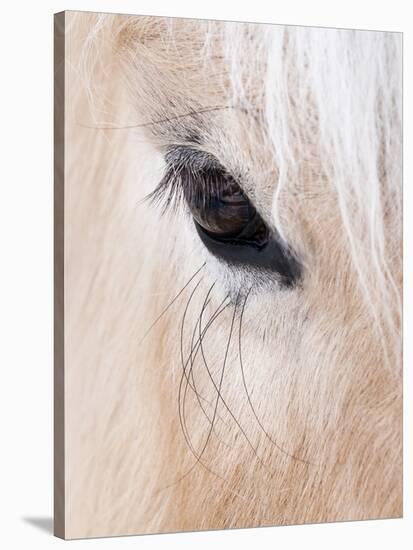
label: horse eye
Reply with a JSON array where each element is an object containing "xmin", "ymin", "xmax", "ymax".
[
  {"xmin": 151, "ymin": 146, "xmax": 301, "ymax": 286},
  {"xmin": 184, "ymin": 176, "xmax": 269, "ymax": 250}
]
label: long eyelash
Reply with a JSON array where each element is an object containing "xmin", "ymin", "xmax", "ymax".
[
  {"xmin": 143, "ymin": 147, "xmax": 235, "ymax": 214},
  {"xmin": 145, "ymin": 159, "xmax": 190, "ymax": 214}
]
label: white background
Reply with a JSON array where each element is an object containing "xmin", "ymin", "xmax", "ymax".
[{"xmin": 0, "ymin": 1, "xmax": 411, "ymax": 548}]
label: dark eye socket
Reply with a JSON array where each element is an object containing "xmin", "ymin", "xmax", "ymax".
[{"xmin": 184, "ymin": 174, "xmax": 269, "ymax": 249}]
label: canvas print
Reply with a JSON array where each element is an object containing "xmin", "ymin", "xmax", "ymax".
[{"xmin": 54, "ymin": 11, "xmax": 403, "ymax": 539}]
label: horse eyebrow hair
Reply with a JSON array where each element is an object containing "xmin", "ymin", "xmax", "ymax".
[{"xmin": 77, "ymin": 105, "xmax": 233, "ymax": 131}]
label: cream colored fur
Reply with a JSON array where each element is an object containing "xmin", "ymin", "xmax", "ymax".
[{"xmin": 63, "ymin": 12, "xmax": 402, "ymax": 538}]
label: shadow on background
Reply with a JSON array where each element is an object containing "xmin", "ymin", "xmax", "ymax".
[{"xmin": 22, "ymin": 517, "xmax": 53, "ymax": 534}]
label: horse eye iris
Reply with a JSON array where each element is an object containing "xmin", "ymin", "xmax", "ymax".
[{"xmin": 185, "ymin": 177, "xmax": 269, "ymax": 249}]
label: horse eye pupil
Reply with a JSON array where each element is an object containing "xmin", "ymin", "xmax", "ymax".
[
  {"xmin": 192, "ymin": 196, "xmax": 253, "ymax": 237},
  {"xmin": 185, "ymin": 176, "xmax": 269, "ymax": 249}
]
